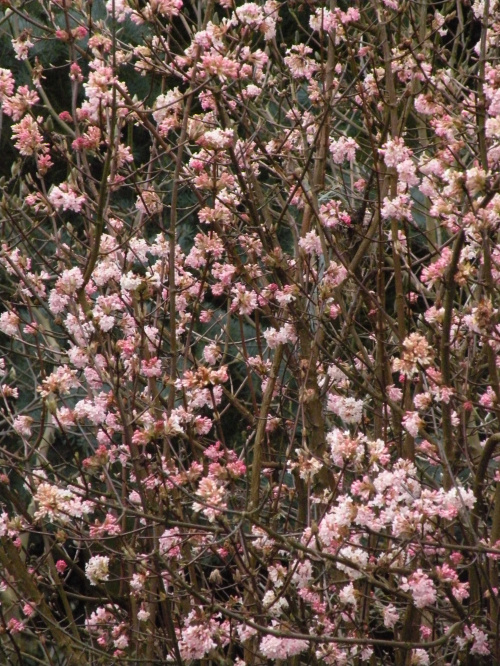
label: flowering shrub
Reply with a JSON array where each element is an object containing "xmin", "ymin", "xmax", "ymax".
[{"xmin": 0, "ymin": 0, "xmax": 499, "ymax": 664}]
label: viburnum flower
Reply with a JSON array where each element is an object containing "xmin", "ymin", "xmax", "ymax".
[
  {"xmin": 236, "ymin": 622, "xmax": 258, "ymax": 642},
  {"xmin": 203, "ymin": 342, "xmax": 221, "ymax": 365},
  {"xmin": 89, "ymin": 513, "xmax": 122, "ymax": 537},
  {"xmin": 336, "ymin": 545, "xmax": 369, "ymax": 580},
  {"xmin": 148, "ymin": 0, "xmax": 183, "ymax": 18},
  {"xmin": 318, "ymin": 496, "xmax": 356, "ymax": 546},
  {"xmin": 197, "ymin": 128, "xmax": 234, "ymax": 150},
  {"xmin": 137, "ymin": 608, "xmax": 150, "ymax": 622},
  {"xmin": 329, "ymin": 136, "xmax": 357, "ymax": 164},
  {"xmin": 383, "ymin": 604, "xmax": 399, "ymax": 629},
  {"xmin": 105, "ymin": 0, "xmax": 133, "ymax": 21},
  {"xmin": 232, "ymin": 3, "xmax": 263, "ymax": 27},
  {"xmin": 1, "ymin": 2, "xmax": 499, "ymax": 663},
  {"xmin": 392, "ymin": 333, "xmax": 433, "ymax": 377},
  {"xmin": 136, "ymin": 190, "xmax": 163, "ymax": 215},
  {"xmin": 260, "ymin": 628, "xmax": 308, "ymax": 659},
  {"xmin": 177, "ymin": 612, "xmax": 217, "ymax": 661},
  {"xmin": 462, "ymin": 624, "xmax": 490, "ymax": 656},
  {"xmin": 401, "ymin": 570, "xmax": 436, "ymax": 608},
  {"xmin": 381, "ymin": 194, "xmax": 413, "ymax": 221},
  {"xmin": 85, "ymin": 555, "xmax": 110, "ymax": 586},
  {"xmin": 327, "ymin": 429, "xmax": 363, "ymax": 466},
  {"xmin": 39, "ymin": 366, "xmax": 78, "ymax": 397},
  {"xmin": 0, "ymin": 311, "xmax": 20, "ymax": 336},
  {"xmin": 0, "ymin": 68, "xmax": 14, "ymax": 101},
  {"xmin": 56, "ymin": 267, "xmax": 84, "ymax": 295},
  {"xmin": 284, "ymin": 44, "xmax": 319, "ymax": 78},
  {"xmin": 11, "ymin": 116, "xmax": 47, "ymax": 156},
  {"xmin": 328, "ymin": 395, "xmax": 364, "ymax": 424},
  {"xmin": 6, "ymin": 618, "xmax": 24, "ymax": 635},
  {"xmin": 3, "ymin": 85, "xmax": 39, "ymax": 121},
  {"xmin": 13, "ymin": 415, "xmax": 33, "ymax": 437},
  {"xmin": 12, "ymin": 34, "xmax": 33, "ymax": 60},
  {"xmin": 380, "ymin": 137, "xmax": 412, "ymax": 168},
  {"xmin": 141, "ymin": 357, "xmax": 162, "ymax": 377},
  {"xmin": 48, "ymin": 183, "xmax": 86, "ymax": 212},
  {"xmin": 192, "ymin": 477, "xmax": 227, "ymax": 522},
  {"xmin": 113, "ymin": 633, "xmax": 129, "ymax": 650},
  {"xmin": 309, "ymin": 8, "xmax": 338, "ymax": 33},
  {"xmin": 289, "ymin": 448, "xmax": 322, "ymax": 481},
  {"xmin": 159, "ymin": 527, "xmax": 182, "ymax": 558},
  {"xmin": 410, "ymin": 649, "xmax": 430, "ymax": 666},
  {"xmin": 262, "ymin": 590, "xmax": 288, "ymax": 617},
  {"xmin": 299, "ymin": 230, "xmax": 323, "ymax": 255},
  {"xmin": 34, "ymin": 482, "xmax": 93, "ymax": 522},
  {"xmin": 263, "ymin": 323, "xmax": 297, "ymax": 349},
  {"xmin": 231, "ymin": 283, "xmax": 258, "ymax": 315},
  {"xmin": 402, "ymin": 411, "xmax": 423, "ymax": 437},
  {"xmin": 420, "ymin": 247, "xmax": 451, "ymax": 286},
  {"xmin": 292, "ymin": 560, "xmax": 313, "ymax": 588},
  {"xmin": 339, "ymin": 582, "xmax": 357, "ymax": 608},
  {"xmin": 319, "ymin": 199, "xmax": 351, "ymax": 228},
  {"xmin": 55, "ymin": 560, "xmax": 67, "ymax": 574}
]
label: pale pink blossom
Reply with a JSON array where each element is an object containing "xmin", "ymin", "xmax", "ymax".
[
  {"xmin": 463, "ymin": 624, "xmax": 490, "ymax": 656},
  {"xmin": 401, "ymin": 570, "xmax": 436, "ymax": 608},
  {"xmin": 380, "ymin": 137, "xmax": 411, "ymax": 168},
  {"xmin": 12, "ymin": 35, "xmax": 33, "ymax": 60},
  {"xmin": 141, "ymin": 357, "xmax": 162, "ymax": 377},
  {"xmin": 263, "ymin": 323, "xmax": 297, "ymax": 349},
  {"xmin": 48, "ymin": 184, "xmax": 86, "ymax": 212},
  {"xmin": 178, "ymin": 613, "xmax": 217, "ymax": 661},
  {"xmin": 136, "ymin": 190, "xmax": 163, "ymax": 215},
  {"xmin": 299, "ymin": 230, "xmax": 323, "ymax": 255},
  {"xmin": 260, "ymin": 630, "xmax": 308, "ymax": 659},
  {"xmin": 159, "ymin": 527, "xmax": 182, "ymax": 558},
  {"xmin": 411, "ymin": 649, "xmax": 430, "ymax": 666},
  {"xmin": 105, "ymin": 0, "xmax": 133, "ymax": 21},
  {"xmin": 231, "ymin": 283, "xmax": 258, "ymax": 315},
  {"xmin": 310, "ymin": 8, "xmax": 338, "ymax": 32},
  {"xmin": 13, "ymin": 415, "xmax": 33, "ymax": 437},
  {"xmin": 34, "ymin": 482, "xmax": 93, "ymax": 522},
  {"xmin": 11, "ymin": 116, "xmax": 47, "ymax": 155},
  {"xmin": 85, "ymin": 556, "xmax": 110, "ymax": 585},
  {"xmin": 329, "ymin": 136, "xmax": 357, "ymax": 164},
  {"xmin": 200, "ymin": 52, "xmax": 239, "ymax": 80},
  {"xmin": 381, "ymin": 194, "xmax": 412, "ymax": 221},
  {"xmin": 89, "ymin": 514, "xmax": 121, "ymax": 537},
  {"xmin": 197, "ymin": 128, "xmax": 234, "ymax": 150},
  {"xmin": 39, "ymin": 366, "xmax": 78, "ymax": 397},
  {"xmin": 137, "ymin": 608, "xmax": 150, "ymax": 621},
  {"xmin": 0, "ymin": 311, "xmax": 20, "ymax": 336},
  {"xmin": 148, "ymin": 0, "xmax": 183, "ymax": 18},
  {"xmin": 0, "ymin": 68, "xmax": 14, "ymax": 100},
  {"xmin": 6, "ymin": 618, "xmax": 24, "ymax": 634},
  {"xmin": 420, "ymin": 247, "xmax": 452, "ymax": 286},
  {"xmin": 3, "ymin": 85, "xmax": 39, "ymax": 121},
  {"xmin": 383, "ymin": 604, "xmax": 399, "ymax": 629},
  {"xmin": 319, "ymin": 199, "xmax": 352, "ymax": 228},
  {"xmin": 328, "ymin": 395, "xmax": 364, "ymax": 424},
  {"xmin": 192, "ymin": 477, "xmax": 227, "ymax": 521},
  {"xmin": 402, "ymin": 411, "xmax": 422, "ymax": 437},
  {"xmin": 336, "ymin": 545, "xmax": 369, "ymax": 580},
  {"xmin": 339, "ymin": 582, "xmax": 357, "ymax": 607},
  {"xmin": 56, "ymin": 267, "xmax": 84, "ymax": 295},
  {"xmin": 392, "ymin": 333, "xmax": 433, "ymax": 377},
  {"xmin": 284, "ymin": 45, "xmax": 319, "ymax": 78},
  {"xmin": 289, "ymin": 448, "xmax": 322, "ymax": 481},
  {"xmin": 292, "ymin": 560, "xmax": 313, "ymax": 588}
]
